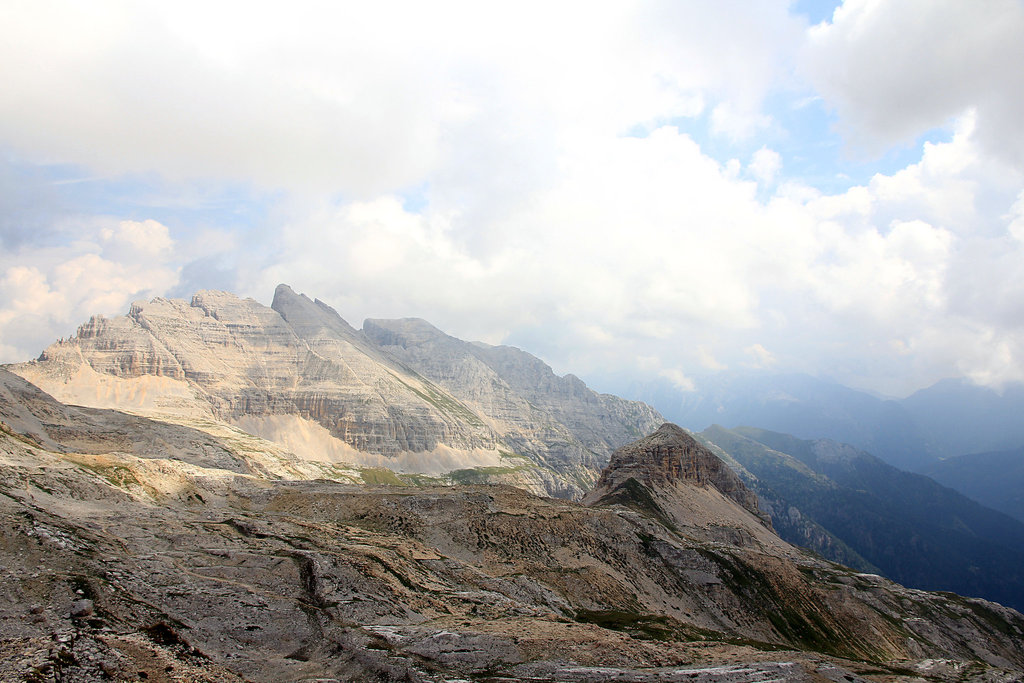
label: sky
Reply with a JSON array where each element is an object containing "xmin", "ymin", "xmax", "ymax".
[{"xmin": 2, "ymin": 0, "xmax": 1024, "ymax": 398}]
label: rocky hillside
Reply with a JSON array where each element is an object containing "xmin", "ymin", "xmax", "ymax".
[
  {"xmin": 583, "ymin": 424, "xmax": 772, "ymax": 540},
  {"xmin": 1, "ymin": 383, "xmax": 1023, "ymax": 681},
  {"xmin": 364, "ymin": 317, "xmax": 660, "ymax": 477},
  {"xmin": 9, "ymin": 285, "xmax": 662, "ymax": 498}
]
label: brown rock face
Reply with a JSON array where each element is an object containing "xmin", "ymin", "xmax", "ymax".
[{"xmin": 586, "ymin": 423, "xmax": 764, "ymax": 522}]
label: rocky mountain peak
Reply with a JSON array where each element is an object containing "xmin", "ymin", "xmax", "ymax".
[
  {"xmin": 596, "ymin": 423, "xmax": 740, "ymax": 487},
  {"xmin": 585, "ymin": 423, "xmax": 766, "ymax": 524},
  {"xmin": 75, "ymin": 314, "xmax": 109, "ymax": 340},
  {"xmin": 271, "ymin": 283, "xmax": 360, "ymax": 337}
]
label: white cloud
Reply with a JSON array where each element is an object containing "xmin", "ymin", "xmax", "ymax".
[
  {"xmin": 749, "ymin": 147, "xmax": 782, "ymax": 185},
  {"xmin": 697, "ymin": 346, "xmax": 728, "ymax": 371},
  {"xmin": 711, "ymin": 102, "xmax": 772, "ymax": 141},
  {"xmin": 744, "ymin": 344, "xmax": 777, "ymax": 368},
  {"xmin": 802, "ymin": 0, "xmax": 1024, "ymax": 167},
  {"xmin": 0, "ymin": 1, "xmax": 804, "ymax": 199},
  {"xmin": 1, "ymin": 1, "xmax": 1024, "ymax": 399},
  {"xmin": 659, "ymin": 368, "xmax": 696, "ymax": 392},
  {"xmin": 1008, "ymin": 191, "xmax": 1024, "ymax": 243},
  {"xmin": 100, "ymin": 219, "xmax": 174, "ymax": 260},
  {"xmin": 0, "ymin": 219, "xmax": 179, "ymax": 362}
]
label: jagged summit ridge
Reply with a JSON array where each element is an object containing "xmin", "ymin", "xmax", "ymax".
[{"xmin": 11, "ymin": 285, "xmax": 663, "ymax": 497}]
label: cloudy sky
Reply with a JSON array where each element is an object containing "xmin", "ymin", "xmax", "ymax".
[{"xmin": 2, "ymin": 0, "xmax": 1023, "ymax": 398}]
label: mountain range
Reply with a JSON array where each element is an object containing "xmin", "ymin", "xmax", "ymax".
[
  {"xmin": 1, "ymin": 374, "xmax": 1023, "ymax": 680},
  {"xmin": 4, "ymin": 285, "xmax": 1024, "ymax": 679},
  {"xmin": 623, "ymin": 371, "xmax": 1024, "ymax": 480},
  {"xmin": 699, "ymin": 425, "xmax": 1024, "ymax": 612},
  {"xmin": 625, "ymin": 372, "xmax": 1024, "ymax": 534},
  {"xmin": 11, "ymin": 284, "xmax": 661, "ymax": 499}
]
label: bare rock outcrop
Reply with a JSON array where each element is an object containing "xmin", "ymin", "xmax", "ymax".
[{"xmin": 584, "ymin": 424, "xmax": 772, "ymax": 543}]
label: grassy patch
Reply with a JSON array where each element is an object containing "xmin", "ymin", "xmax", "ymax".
[
  {"xmin": 573, "ymin": 609, "xmax": 785, "ymax": 650},
  {"xmin": 448, "ymin": 464, "xmax": 532, "ymax": 485},
  {"xmin": 396, "ymin": 472, "xmax": 445, "ymax": 486},
  {"xmin": 387, "ymin": 372, "xmax": 486, "ymax": 427},
  {"xmin": 574, "ymin": 609, "xmax": 678, "ymax": 641},
  {"xmin": 66, "ymin": 455, "xmax": 160, "ymax": 497},
  {"xmin": 351, "ymin": 466, "xmax": 442, "ymax": 487},
  {"xmin": 359, "ymin": 468, "xmax": 409, "ymax": 486}
]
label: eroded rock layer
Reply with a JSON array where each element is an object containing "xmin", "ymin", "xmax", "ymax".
[
  {"xmin": 585, "ymin": 423, "xmax": 769, "ymax": 531},
  {"xmin": 11, "ymin": 285, "xmax": 663, "ymax": 496}
]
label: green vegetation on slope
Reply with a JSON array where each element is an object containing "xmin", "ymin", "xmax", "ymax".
[
  {"xmin": 925, "ymin": 447, "xmax": 1024, "ymax": 524},
  {"xmin": 703, "ymin": 425, "xmax": 1024, "ymax": 612}
]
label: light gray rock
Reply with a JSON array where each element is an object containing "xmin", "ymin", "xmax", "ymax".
[{"xmin": 11, "ymin": 285, "xmax": 663, "ymax": 497}]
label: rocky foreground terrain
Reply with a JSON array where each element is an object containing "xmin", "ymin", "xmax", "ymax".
[
  {"xmin": 11, "ymin": 285, "xmax": 661, "ymax": 499},
  {"xmin": 2, "ymin": 370, "xmax": 1023, "ymax": 682}
]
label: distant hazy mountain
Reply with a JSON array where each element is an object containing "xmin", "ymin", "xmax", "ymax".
[
  {"xmin": 626, "ymin": 372, "xmax": 1024, "ymax": 471},
  {"xmin": 628, "ymin": 373, "xmax": 933, "ymax": 470},
  {"xmin": 9, "ymin": 285, "xmax": 662, "ymax": 498},
  {"xmin": 926, "ymin": 446, "xmax": 1024, "ymax": 524},
  {"xmin": 901, "ymin": 379, "xmax": 1024, "ymax": 458},
  {"xmin": 693, "ymin": 429, "xmax": 879, "ymax": 574},
  {"xmin": 701, "ymin": 425, "xmax": 1024, "ymax": 611}
]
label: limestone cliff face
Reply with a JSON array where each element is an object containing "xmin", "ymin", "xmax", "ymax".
[
  {"xmin": 363, "ymin": 317, "xmax": 662, "ymax": 482},
  {"xmin": 12, "ymin": 285, "xmax": 662, "ymax": 496},
  {"xmin": 27, "ymin": 287, "xmax": 495, "ymax": 457}
]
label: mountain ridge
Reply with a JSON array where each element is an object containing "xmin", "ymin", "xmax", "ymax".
[
  {"xmin": 623, "ymin": 371, "xmax": 1024, "ymax": 471},
  {"xmin": 701, "ymin": 424, "xmax": 1024, "ymax": 611},
  {"xmin": 9, "ymin": 285, "xmax": 662, "ymax": 498}
]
